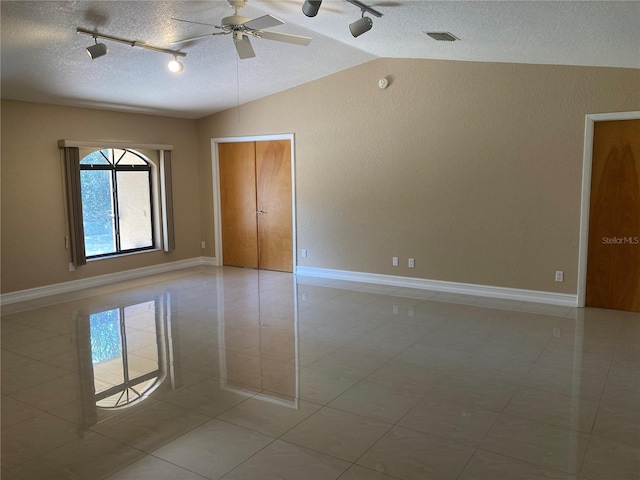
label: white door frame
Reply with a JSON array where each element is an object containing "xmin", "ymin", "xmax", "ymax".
[
  {"xmin": 577, "ymin": 111, "xmax": 640, "ymax": 307},
  {"xmin": 211, "ymin": 134, "xmax": 297, "ymax": 273}
]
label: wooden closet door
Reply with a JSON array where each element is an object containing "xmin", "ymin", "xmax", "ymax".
[
  {"xmin": 586, "ymin": 119, "xmax": 640, "ymax": 312},
  {"xmin": 219, "ymin": 142, "xmax": 258, "ymax": 268},
  {"xmin": 256, "ymin": 140, "xmax": 293, "ymax": 272}
]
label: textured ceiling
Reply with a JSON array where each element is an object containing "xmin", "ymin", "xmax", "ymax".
[{"xmin": 1, "ymin": 1, "xmax": 639, "ymax": 119}]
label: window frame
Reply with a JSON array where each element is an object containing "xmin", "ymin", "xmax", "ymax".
[
  {"xmin": 60, "ymin": 140, "xmax": 175, "ymax": 267},
  {"xmin": 80, "ymin": 148, "xmax": 156, "ymax": 259}
]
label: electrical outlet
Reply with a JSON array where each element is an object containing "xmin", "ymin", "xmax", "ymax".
[
  {"xmin": 201, "ymin": 241, "xmax": 205, "ymax": 249},
  {"xmin": 408, "ymin": 258, "xmax": 415, "ymax": 268},
  {"xmin": 301, "ymin": 249, "xmax": 307, "ymax": 258},
  {"xmin": 392, "ymin": 256, "xmax": 399, "ymax": 267},
  {"xmin": 69, "ymin": 262, "xmax": 75, "ymax": 272},
  {"xmin": 555, "ymin": 270, "xmax": 564, "ymax": 282}
]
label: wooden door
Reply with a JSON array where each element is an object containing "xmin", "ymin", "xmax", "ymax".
[
  {"xmin": 586, "ymin": 119, "xmax": 640, "ymax": 311},
  {"xmin": 256, "ymin": 140, "xmax": 293, "ymax": 272},
  {"xmin": 219, "ymin": 142, "xmax": 258, "ymax": 268},
  {"xmin": 218, "ymin": 140, "xmax": 293, "ymax": 273}
]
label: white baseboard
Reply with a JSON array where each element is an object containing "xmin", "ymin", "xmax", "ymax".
[
  {"xmin": 0, "ymin": 257, "xmax": 217, "ymax": 306},
  {"xmin": 1, "ymin": 261, "xmax": 577, "ymax": 308},
  {"xmin": 296, "ymin": 267, "xmax": 578, "ymax": 307}
]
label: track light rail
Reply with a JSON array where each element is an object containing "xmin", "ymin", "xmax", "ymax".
[
  {"xmin": 76, "ymin": 28, "xmax": 186, "ymax": 57},
  {"xmin": 345, "ymin": 0, "xmax": 383, "ymax": 18}
]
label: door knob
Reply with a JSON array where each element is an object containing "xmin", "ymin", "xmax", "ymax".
[{"xmin": 257, "ymin": 210, "xmax": 267, "ymax": 215}]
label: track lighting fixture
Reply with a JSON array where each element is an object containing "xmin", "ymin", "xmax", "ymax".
[
  {"xmin": 349, "ymin": 15, "xmax": 373, "ymax": 37},
  {"xmin": 302, "ymin": 0, "xmax": 322, "ymax": 17},
  {"xmin": 167, "ymin": 56, "xmax": 184, "ymax": 73},
  {"xmin": 303, "ymin": 0, "xmax": 382, "ymax": 37},
  {"xmin": 86, "ymin": 37, "xmax": 108, "ymax": 59},
  {"xmin": 77, "ymin": 28, "xmax": 186, "ymax": 73},
  {"xmin": 346, "ymin": 0, "xmax": 382, "ymax": 37}
]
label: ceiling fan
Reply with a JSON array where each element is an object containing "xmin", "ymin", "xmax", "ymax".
[{"xmin": 171, "ymin": 0, "xmax": 312, "ymax": 59}]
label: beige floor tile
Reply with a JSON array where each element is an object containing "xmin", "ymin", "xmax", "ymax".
[
  {"xmin": 2, "ymin": 327, "xmax": 57, "ymax": 351},
  {"xmin": 0, "ymin": 469, "xmax": 22, "ymax": 480},
  {"xmin": 285, "ymin": 367, "xmax": 362, "ymax": 405},
  {"xmin": 459, "ymin": 449, "xmax": 579, "ymax": 479},
  {"xmin": 1, "ymin": 361, "xmax": 69, "ymax": 395},
  {"xmin": 220, "ymin": 439, "xmax": 350, "ymax": 480},
  {"xmin": 592, "ymin": 404, "xmax": 640, "ymax": 447},
  {"xmin": 337, "ymin": 465, "xmax": 400, "ymax": 480},
  {"xmin": 153, "ymin": 418, "xmax": 274, "ymax": 479},
  {"xmin": 161, "ymin": 376, "xmax": 251, "ymax": 417},
  {"xmin": 580, "ymin": 435, "xmax": 640, "ymax": 480},
  {"xmin": 328, "ymin": 380, "xmax": 423, "ymax": 424},
  {"xmin": 1, "ymin": 395, "xmax": 44, "ymax": 429},
  {"xmin": 282, "ymin": 407, "xmax": 391, "ymax": 462},
  {"xmin": 398, "ymin": 395, "xmax": 499, "ymax": 447},
  {"xmin": 1, "ymin": 412, "xmax": 79, "ymax": 469},
  {"xmin": 1, "ymin": 350, "xmax": 35, "ymax": 371},
  {"xmin": 430, "ymin": 375, "xmax": 518, "ymax": 412},
  {"xmin": 9, "ymin": 372, "xmax": 82, "ymax": 411},
  {"xmin": 361, "ymin": 360, "xmax": 442, "ymax": 395},
  {"xmin": 6, "ymin": 334, "xmax": 75, "ymax": 361},
  {"xmin": 95, "ymin": 400, "xmax": 211, "ymax": 453},
  {"xmin": 599, "ymin": 374, "xmax": 640, "ymax": 412},
  {"xmin": 357, "ymin": 426, "xmax": 476, "ymax": 480},
  {"xmin": 104, "ymin": 455, "xmax": 210, "ymax": 479},
  {"xmin": 504, "ymin": 386, "xmax": 599, "ymax": 433},
  {"xmin": 10, "ymin": 431, "xmax": 145, "ymax": 480},
  {"xmin": 218, "ymin": 396, "xmax": 321, "ymax": 437},
  {"xmin": 481, "ymin": 415, "xmax": 590, "ymax": 474}
]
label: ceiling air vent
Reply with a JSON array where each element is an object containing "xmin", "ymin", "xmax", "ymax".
[{"xmin": 424, "ymin": 32, "xmax": 459, "ymax": 42}]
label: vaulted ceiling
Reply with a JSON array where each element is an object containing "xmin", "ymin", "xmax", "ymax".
[{"xmin": 2, "ymin": 1, "xmax": 639, "ymax": 119}]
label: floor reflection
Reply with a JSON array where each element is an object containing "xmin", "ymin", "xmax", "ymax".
[
  {"xmin": 218, "ymin": 270, "xmax": 298, "ymax": 406},
  {"xmin": 1, "ymin": 266, "xmax": 638, "ymax": 480}
]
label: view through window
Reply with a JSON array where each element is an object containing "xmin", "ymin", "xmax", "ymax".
[{"xmin": 80, "ymin": 148, "xmax": 154, "ymax": 258}]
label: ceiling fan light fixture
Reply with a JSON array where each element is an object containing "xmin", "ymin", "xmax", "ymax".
[
  {"xmin": 349, "ymin": 15, "xmax": 373, "ymax": 37},
  {"xmin": 86, "ymin": 39, "xmax": 108, "ymax": 59},
  {"xmin": 167, "ymin": 56, "xmax": 184, "ymax": 73},
  {"xmin": 302, "ymin": 0, "xmax": 322, "ymax": 17}
]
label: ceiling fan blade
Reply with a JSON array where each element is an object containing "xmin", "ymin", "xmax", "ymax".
[
  {"xmin": 171, "ymin": 17, "xmax": 221, "ymax": 28},
  {"xmin": 242, "ymin": 14, "xmax": 284, "ymax": 30},
  {"xmin": 170, "ymin": 32, "xmax": 226, "ymax": 45},
  {"xmin": 234, "ymin": 35, "xmax": 255, "ymax": 59},
  {"xmin": 257, "ymin": 30, "xmax": 312, "ymax": 46}
]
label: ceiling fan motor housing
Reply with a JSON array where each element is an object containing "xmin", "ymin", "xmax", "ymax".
[{"xmin": 222, "ymin": 15, "xmax": 250, "ymax": 27}]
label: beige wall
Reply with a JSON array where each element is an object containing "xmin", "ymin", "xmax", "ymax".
[
  {"xmin": 3, "ymin": 59, "xmax": 638, "ymax": 296},
  {"xmin": 197, "ymin": 58, "xmax": 640, "ymax": 294},
  {"xmin": 1, "ymin": 100, "xmax": 201, "ymax": 293}
]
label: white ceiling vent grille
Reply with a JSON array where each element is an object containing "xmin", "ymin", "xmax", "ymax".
[{"xmin": 424, "ymin": 32, "xmax": 459, "ymax": 42}]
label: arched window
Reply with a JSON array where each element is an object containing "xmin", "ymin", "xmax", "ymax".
[{"xmin": 80, "ymin": 149, "xmax": 154, "ymax": 258}]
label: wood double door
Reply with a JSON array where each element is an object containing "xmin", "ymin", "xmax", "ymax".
[
  {"xmin": 586, "ymin": 119, "xmax": 640, "ymax": 312},
  {"xmin": 219, "ymin": 140, "xmax": 293, "ymax": 273}
]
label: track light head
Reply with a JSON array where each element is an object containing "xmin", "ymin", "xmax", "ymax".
[
  {"xmin": 302, "ymin": 0, "xmax": 322, "ymax": 17},
  {"xmin": 168, "ymin": 56, "xmax": 184, "ymax": 73},
  {"xmin": 86, "ymin": 39, "xmax": 107, "ymax": 59},
  {"xmin": 349, "ymin": 15, "xmax": 373, "ymax": 37}
]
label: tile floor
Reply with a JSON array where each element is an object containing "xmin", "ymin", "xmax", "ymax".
[{"xmin": 1, "ymin": 266, "xmax": 639, "ymax": 479}]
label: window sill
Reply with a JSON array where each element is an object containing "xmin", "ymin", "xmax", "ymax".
[{"xmin": 87, "ymin": 248, "xmax": 162, "ymax": 263}]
